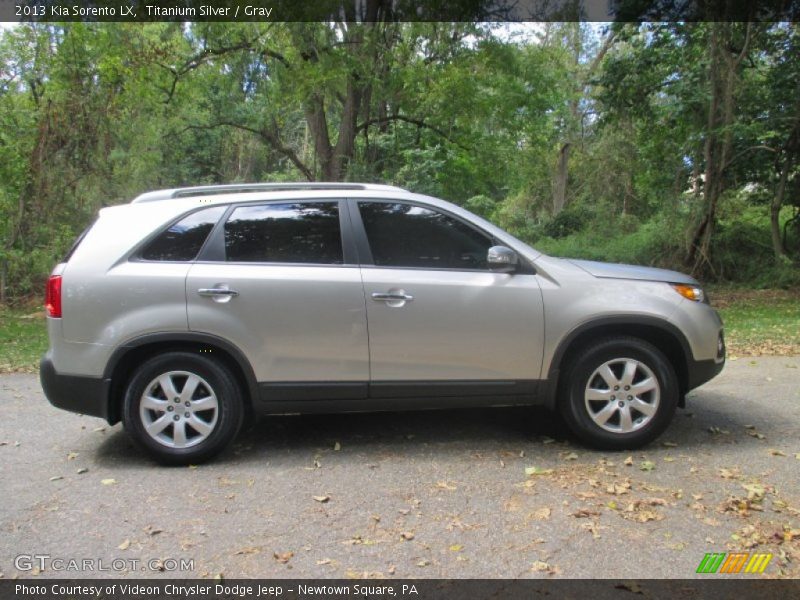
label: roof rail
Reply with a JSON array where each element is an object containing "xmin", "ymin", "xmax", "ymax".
[{"xmin": 131, "ymin": 182, "xmax": 407, "ymax": 204}]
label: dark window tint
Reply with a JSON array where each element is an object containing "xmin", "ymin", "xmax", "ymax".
[
  {"xmin": 359, "ymin": 202, "xmax": 492, "ymax": 270},
  {"xmin": 224, "ymin": 202, "xmax": 343, "ymax": 264},
  {"xmin": 140, "ymin": 206, "xmax": 225, "ymax": 261}
]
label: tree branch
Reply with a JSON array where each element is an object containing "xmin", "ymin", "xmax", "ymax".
[
  {"xmin": 176, "ymin": 121, "xmax": 314, "ymax": 181},
  {"xmin": 356, "ymin": 114, "xmax": 469, "ymax": 150}
]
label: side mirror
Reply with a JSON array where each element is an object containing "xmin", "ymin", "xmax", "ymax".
[{"xmin": 487, "ymin": 245, "xmax": 518, "ymax": 273}]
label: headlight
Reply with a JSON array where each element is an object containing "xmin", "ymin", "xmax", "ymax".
[{"xmin": 670, "ymin": 283, "xmax": 706, "ymax": 303}]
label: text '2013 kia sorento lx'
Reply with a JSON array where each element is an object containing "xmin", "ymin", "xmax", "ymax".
[{"xmin": 40, "ymin": 183, "xmax": 725, "ymax": 464}]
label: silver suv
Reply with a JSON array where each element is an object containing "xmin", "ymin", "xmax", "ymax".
[{"xmin": 40, "ymin": 183, "xmax": 725, "ymax": 464}]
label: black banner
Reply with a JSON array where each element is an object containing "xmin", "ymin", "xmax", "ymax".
[
  {"xmin": 1, "ymin": 0, "xmax": 799, "ymax": 23},
  {"xmin": 2, "ymin": 580, "xmax": 800, "ymax": 600}
]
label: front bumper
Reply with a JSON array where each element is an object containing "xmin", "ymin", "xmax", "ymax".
[
  {"xmin": 40, "ymin": 353, "xmax": 112, "ymax": 422},
  {"xmin": 686, "ymin": 357, "xmax": 725, "ymax": 390}
]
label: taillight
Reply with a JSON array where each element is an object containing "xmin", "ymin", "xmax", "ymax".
[{"xmin": 45, "ymin": 275, "xmax": 62, "ymax": 318}]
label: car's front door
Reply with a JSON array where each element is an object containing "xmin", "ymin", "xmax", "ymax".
[
  {"xmin": 352, "ymin": 200, "xmax": 545, "ymax": 397},
  {"xmin": 186, "ymin": 200, "xmax": 369, "ymax": 400}
]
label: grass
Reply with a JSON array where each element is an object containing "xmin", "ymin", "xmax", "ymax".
[
  {"xmin": 709, "ymin": 287, "xmax": 800, "ymax": 357},
  {"xmin": 0, "ymin": 305, "xmax": 47, "ymax": 373},
  {"xmin": 0, "ymin": 287, "xmax": 798, "ymax": 374}
]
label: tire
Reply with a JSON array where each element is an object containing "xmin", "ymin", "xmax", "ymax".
[
  {"xmin": 558, "ymin": 337, "xmax": 679, "ymax": 450},
  {"xmin": 122, "ymin": 352, "xmax": 244, "ymax": 465}
]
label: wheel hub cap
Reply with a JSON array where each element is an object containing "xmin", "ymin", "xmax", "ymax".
[
  {"xmin": 584, "ymin": 358, "xmax": 660, "ymax": 434},
  {"xmin": 139, "ymin": 371, "xmax": 219, "ymax": 448}
]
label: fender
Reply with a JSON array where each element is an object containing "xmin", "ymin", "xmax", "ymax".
[
  {"xmin": 104, "ymin": 331, "xmax": 260, "ymax": 409},
  {"xmin": 544, "ymin": 314, "xmax": 694, "ymax": 409}
]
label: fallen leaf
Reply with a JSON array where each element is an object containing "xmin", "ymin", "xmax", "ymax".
[
  {"xmin": 562, "ymin": 452, "xmax": 579, "ymax": 461},
  {"xmin": 719, "ymin": 467, "xmax": 740, "ymax": 480},
  {"xmin": 436, "ymin": 481, "xmax": 457, "ymax": 490},
  {"xmin": 530, "ymin": 507, "xmax": 551, "ymax": 520},
  {"xmin": 541, "ymin": 437, "xmax": 556, "ymax": 444},
  {"xmin": 101, "ymin": 478, "xmax": 116, "ymax": 485},
  {"xmin": 143, "ymin": 525, "xmax": 163, "ymax": 536},
  {"xmin": 234, "ymin": 547, "xmax": 261, "ymax": 555},
  {"xmin": 400, "ymin": 532, "xmax": 415, "ymax": 541},
  {"xmin": 316, "ymin": 558, "xmax": 332, "ymax": 565},
  {"xmin": 572, "ymin": 509, "xmax": 600, "ymax": 518},
  {"xmin": 531, "ymin": 560, "xmax": 551, "ymax": 572},
  {"xmin": 748, "ymin": 431, "xmax": 766, "ymax": 439},
  {"xmin": 416, "ymin": 559, "xmax": 430, "ymax": 567},
  {"xmin": 334, "ymin": 442, "xmax": 341, "ymax": 451},
  {"xmin": 313, "ymin": 495, "xmax": 330, "ymax": 503},
  {"xmin": 768, "ymin": 449, "xmax": 786, "ymax": 457},
  {"xmin": 449, "ymin": 544, "xmax": 463, "ymax": 552},
  {"xmin": 640, "ymin": 461, "xmax": 656, "ymax": 472},
  {"xmin": 742, "ymin": 483, "xmax": 766, "ymax": 502},
  {"xmin": 118, "ymin": 539, "xmax": 131, "ymax": 550},
  {"xmin": 662, "ymin": 442, "xmax": 678, "ymax": 448},
  {"xmin": 66, "ymin": 452, "xmax": 78, "ymax": 460},
  {"xmin": 624, "ymin": 456, "xmax": 633, "ymax": 466},
  {"xmin": 49, "ymin": 475, "xmax": 63, "ymax": 482},
  {"xmin": 273, "ymin": 551, "xmax": 293, "ymax": 564},
  {"xmin": 525, "ymin": 466, "xmax": 554, "ymax": 476},
  {"xmin": 606, "ymin": 481, "xmax": 631, "ymax": 495},
  {"xmin": 76, "ymin": 468, "xmax": 88, "ymax": 475}
]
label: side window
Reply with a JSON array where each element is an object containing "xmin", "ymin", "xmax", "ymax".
[
  {"xmin": 358, "ymin": 202, "xmax": 492, "ymax": 270},
  {"xmin": 140, "ymin": 206, "xmax": 225, "ymax": 261},
  {"xmin": 224, "ymin": 202, "xmax": 343, "ymax": 264}
]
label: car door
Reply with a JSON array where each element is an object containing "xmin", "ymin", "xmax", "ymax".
[
  {"xmin": 352, "ymin": 199, "xmax": 545, "ymax": 397},
  {"xmin": 186, "ymin": 199, "xmax": 369, "ymax": 400}
]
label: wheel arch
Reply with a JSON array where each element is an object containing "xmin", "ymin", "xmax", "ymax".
[
  {"xmin": 544, "ymin": 316, "xmax": 693, "ymax": 410},
  {"xmin": 103, "ymin": 332, "xmax": 258, "ymax": 425}
]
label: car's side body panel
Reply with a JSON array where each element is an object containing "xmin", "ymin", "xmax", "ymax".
[{"xmin": 40, "ymin": 184, "xmax": 725, "ymax": 447}]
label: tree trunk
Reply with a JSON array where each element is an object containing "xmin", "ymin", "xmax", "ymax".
[
  {"xmin": 552, "ymin": 142, "xmax": 570, "ymax": 214},
  {"xmin": 770, "ymin": 160, "xmax": 791, "ymax": 261},
  {"xmin": 686, "ymin": 22, "xmax": 751, "ymax": 276}
]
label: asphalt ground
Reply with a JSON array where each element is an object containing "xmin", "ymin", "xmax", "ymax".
[{"xmin": 0, "ymin": 356, "xmax": 798, "ymax": 580}]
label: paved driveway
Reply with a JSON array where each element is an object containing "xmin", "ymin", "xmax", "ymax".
[{"xmin": 1, "ymin": 357, "xmax": 798, "ymax": 579}]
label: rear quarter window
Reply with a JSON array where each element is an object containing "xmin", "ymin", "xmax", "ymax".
[{"xmin": 140, "ymin": 206, "xmax": 226, "ymax": 261}]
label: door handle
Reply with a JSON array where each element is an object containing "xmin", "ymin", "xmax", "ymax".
[
  {"xmin": 198, "ymin": 286, "xmax": 239, "ymax": 299},
  {"xmin": 198, "ymin": 288, "xmax": 239, "ymax": 297},
  {"xmin": 371, "ymin": 292, "xmax": 414, "ymax": 302}
]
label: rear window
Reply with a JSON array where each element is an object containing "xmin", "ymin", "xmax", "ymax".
[{"xmin": 140, "ymin": 206, "xmax": 226, "ymax": 261}]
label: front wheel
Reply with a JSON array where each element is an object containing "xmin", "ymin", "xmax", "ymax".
[
  {"xmin": 122, "ymin": 352, "xmax": 244, "ymax": 465},
  {"xmin": 559, "ymin": 337, "xmax": 679, "ymax": 450}
]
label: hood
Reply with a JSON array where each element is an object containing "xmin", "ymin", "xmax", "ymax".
[{"xmin": 568, "ymin": 259, "xmax": 698, "ymax": 285}]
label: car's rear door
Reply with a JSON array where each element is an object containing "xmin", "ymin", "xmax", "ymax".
[
  {"xmin": 352, "ymin": 199, "xmax": 545, "ymax": 398},
  {"xmin": 186, "ymin": 199, "xmax": 369, "ymax": 400}
]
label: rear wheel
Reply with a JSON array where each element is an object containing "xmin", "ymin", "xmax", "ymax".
[
  {"xmin": 559, "ymin": 337, "xmax": 678, "ymax": 450},
  {"xmin": 122, "ymin": 352, "xmax": 244, "ymax": 465}
]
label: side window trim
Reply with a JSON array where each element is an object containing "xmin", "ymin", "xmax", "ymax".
[
  {"xmin": 345, "ymin": 197, "xmax": 374, "ymax": 265},
  {"xmin": 197, "ymin": 198, "xmax": 354, "ymax": 266}
]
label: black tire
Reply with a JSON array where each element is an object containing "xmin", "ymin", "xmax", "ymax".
[
  {"xmin": 122, "ymin": 352, "xmax": 244, "ymax": 465},
  {"xmin": 558, "ymin": 337, "xmax": 679, "ymax": 450}
]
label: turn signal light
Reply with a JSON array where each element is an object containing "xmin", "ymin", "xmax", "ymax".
[{"xmin": 670, "ymin": 283, "xmax": 705, "ymax": 303}]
